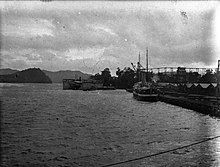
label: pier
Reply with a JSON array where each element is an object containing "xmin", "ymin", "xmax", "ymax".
[
  {"xmin": 132, "ymin": 59, "xmax": 220, "ymax": 118},
  {"xmin": 63, "ymin": 79, "xmax": 115, "ymax": 91},
  {"xmin": 157, "ymin": 60, "xmax": 220, "ymax": 118},
  {"xmin": 159, "ymin": 93, "xmax": 219, "ymax": 118}
]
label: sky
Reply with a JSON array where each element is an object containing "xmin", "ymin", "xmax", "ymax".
[{"xmin": 1, "ymin": 1, "xmax": 220, "ymax": 75}]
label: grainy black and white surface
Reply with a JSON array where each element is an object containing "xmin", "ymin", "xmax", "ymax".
[
  {"xmin": 1, "ymin": 1, "xmax": 220, "ymax": 166},
  {"xmin": 1, "ymin": 83, "xmax": 220, "ymax": 167}
]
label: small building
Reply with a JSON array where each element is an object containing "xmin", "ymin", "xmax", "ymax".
[
  {"xmin": 194, "ymin": 84, "xmax": 203, "ymax": 95},
  {"xmin": 206, "ymin": 84, "xmax": 216, "ymax": 96},
  {"xmin": 188, "ymin": 83, "xmax": 196, "ymax": 94}
]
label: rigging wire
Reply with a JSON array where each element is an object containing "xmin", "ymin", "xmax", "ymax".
[
  {"xmin": 100, "ymin": 135, "xmax": 220, "ymax": 167},
  {"xmin": 92, "ymin": 54, "xmax": 105, "ymax": 74},
  {"xmin": 82, "ymin": 57, "xmax": 89, "ymax": 69}
]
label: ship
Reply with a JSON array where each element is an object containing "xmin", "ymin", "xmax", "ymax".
[
  {"xmin": 132, "ymin": 48, "xmax": 159, "ymax": 102},
  {"xmin": 133, "ymin": 82, "xmax": 159, "ymax": 102}
]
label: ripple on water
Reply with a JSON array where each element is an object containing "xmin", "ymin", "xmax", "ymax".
[{"xmin": 1, "ymin": 83, "xmax": 220, "ymax": 167}]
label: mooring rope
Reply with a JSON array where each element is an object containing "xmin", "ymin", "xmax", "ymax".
[{"xmin": 100, "ymin": 135, "xmax": 220, "ymax": 167}]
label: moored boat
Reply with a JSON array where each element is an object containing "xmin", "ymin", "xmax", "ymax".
[
  {"xmin": 133, "ymin": 82, "xmax": 159, "ymax": 102},
  {"xmin": 132, "ymin": 48, "xmax": 159, "ymax": 102}
]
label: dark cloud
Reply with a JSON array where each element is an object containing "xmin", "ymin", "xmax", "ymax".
[{"xmin": 1, "ymin": 1, "xmax": 219, "ymax": 72}]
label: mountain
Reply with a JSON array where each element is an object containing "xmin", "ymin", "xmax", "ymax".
[
  {"xmin": 43, "ymin": 70, "xmax": 91, "ymax": 83},
  {"xmin": 0, "ymin": 68, "xmax": 19, "ymax": 75},
  {"xmin": 0, "ymin": 68, "xmax": 91, "ymax": 83},
  {"xmin": 0, "ymin": 68, "xmax": 52, "ymax": 83}
]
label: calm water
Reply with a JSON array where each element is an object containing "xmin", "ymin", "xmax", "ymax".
[{"xmin": 1, "ymin": 83, "xmax": 220, "ymax": 167}]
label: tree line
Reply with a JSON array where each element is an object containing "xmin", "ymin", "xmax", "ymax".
[{"xmin": 89, "ymin": 67, "xmax": 219, "ymax": 89}]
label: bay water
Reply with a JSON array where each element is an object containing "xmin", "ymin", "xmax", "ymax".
[{"xmin": 1, "ymin": 83, "xmax": 220, "ymax": 167}]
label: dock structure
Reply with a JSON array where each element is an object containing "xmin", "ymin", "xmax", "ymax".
[
  {"xmin": 63, "ymin": 79, "xmax": 82, "ymax": 90},
  {"xmin": 155, "ymin": 82, "xmax": 219, "ymax": 118},
  {"xmin": 63, "ymin": 79, "xmax": 115, "ymax": 91},
  {"xmin": 156, "ymin": 60, "xmax": 220, "ymax": 118},
  {"xmin": 159, "ymin": 93, "xmax": 220, "ymax": 118},
  {"xmin": 148, "ymin": 67, "xmax": 218, "ymax": 75}
]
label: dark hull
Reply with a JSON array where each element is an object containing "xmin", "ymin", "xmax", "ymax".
[
  {"xmin": 133, "ymin": 91, "xmax": 159, "ymax": 102},
  {"xmin": 126, "ymin": 88, "xmax": 133, "ymax": 93}
]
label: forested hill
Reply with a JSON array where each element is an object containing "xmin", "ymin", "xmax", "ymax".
[
  {"xmin": 0, "ymin": 68, "xmax": 19, "ymax": 75},
  {"xmin": 0, "ymin": 68, "xmax": 52, "ymax": 83},
  {"xmin": 0, "ymin": 68, "xmax": 91, "ymax": 83}
]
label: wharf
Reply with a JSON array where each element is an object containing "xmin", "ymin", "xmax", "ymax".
[{"xmin": 158, "ymin": 93, "xmax": 220, "ymax": 118}]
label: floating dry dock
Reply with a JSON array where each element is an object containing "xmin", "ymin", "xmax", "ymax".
[
  {"xmin": 158, "ymin": 93, "xmax": 220, "ymax": 118},
  {"xmin": 63, "ymin": 79, "xmax": 115, "ymax": 91}
]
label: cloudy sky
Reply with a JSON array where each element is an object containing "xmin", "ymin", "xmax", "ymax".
[{"xmin": 1, "ymin": 1, "xmax": 220, "ymax": 74}]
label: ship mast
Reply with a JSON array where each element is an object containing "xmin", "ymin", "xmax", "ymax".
[
  {"xmin": 138, "ymin": 52, "xmax": 141, "ymax": 82},
  {"xmin": 139, "ymin": 52, "xmax": 140, "ymax": 67},
  {"xmin": 146, "ymin": 48, "xmax": 148, "ymax": 74},
  {"xmin": 146, "ymin": 48, "xmax": 149, "ymax": 82}
]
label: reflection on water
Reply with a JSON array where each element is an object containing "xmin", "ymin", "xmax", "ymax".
[{"xmin": 1, "ymin": 83, "xmax": 220, "ymax": 167}]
